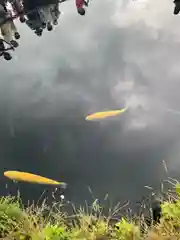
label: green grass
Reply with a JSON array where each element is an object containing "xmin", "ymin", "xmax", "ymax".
[{"xmin": 1, "ymin": 181, "xmax": 180, "ymax": 240}]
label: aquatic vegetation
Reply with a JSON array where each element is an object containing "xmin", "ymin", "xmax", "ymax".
[
  {"xmin": 114, "ymin": 218, "xmax": 141, "ymax": 240},
  {"xmin": 43, "ymin": 224, "xmax": 70, "ymax": 240},
  {"xmin": 1, "ymin": 182, "xmax": 180, "ymax": 239}
]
